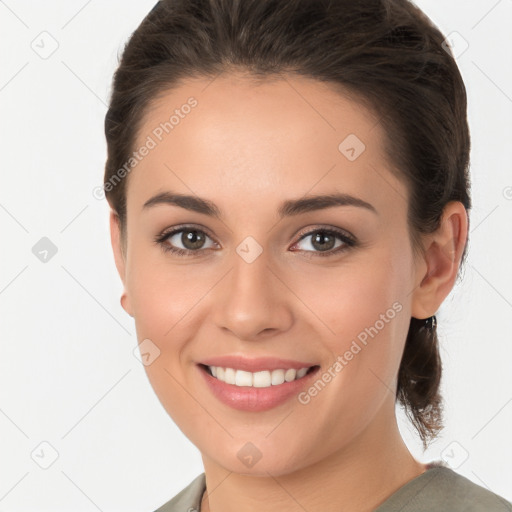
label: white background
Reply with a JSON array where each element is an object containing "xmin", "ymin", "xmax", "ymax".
[{"xmin": 0, "ymin": 1, "xmax": 511, "ymax": 510}]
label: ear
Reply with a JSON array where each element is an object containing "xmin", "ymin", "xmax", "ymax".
[
  {"xmin": 109, "ymin": 210, "xmax": 133, "ymax": 317},
  {"xmin": 411, "ymin": 201, "xmax": 468, "ymax": 319}
]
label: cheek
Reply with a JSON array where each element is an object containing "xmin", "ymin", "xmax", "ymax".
[
  {"xmin": 299, "ymin": 253, "xmax": 408, "ymax": 347},
  {"xmin": 125, "ymin": 252, "xmax": 207, "ymax": 429},
  {"xmin": 125, "ymin": 245, "xmax": 217, "ymax": 394},
  {"xmin": 292, "ymin": 267, "xmax": 410, "ymax": 443},
  {"xmin": 126, "ymin": 238, "xmax": 211, "ymax": 336},
  {"xmin": 297, "ymin": 244, "xmax": 412, "ymax": 398}
]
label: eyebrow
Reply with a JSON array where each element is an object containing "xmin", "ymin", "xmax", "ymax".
[{"xmin": 142, "ymin": 191, "xmax": 378, "ymax": 218}]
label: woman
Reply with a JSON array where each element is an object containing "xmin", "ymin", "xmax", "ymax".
[{"xmin": 103, "ymin": 0, "xmax": 511, "ymax": 510}]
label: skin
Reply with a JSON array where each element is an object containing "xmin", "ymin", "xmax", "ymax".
[{"xmin": 109, "ymin": 73, "xmax": 468, "ymax": 512}]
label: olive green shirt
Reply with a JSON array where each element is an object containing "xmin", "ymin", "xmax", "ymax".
[{"xmin": 154, "ymin": 462, "xmax": 512, "ymax": 511}]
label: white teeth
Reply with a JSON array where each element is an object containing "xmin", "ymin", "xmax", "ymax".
[
  {"xmin": 253, "ymin": 371, "xmax": 272, "ymax": 388},
  {"xmin": 224, "ymin": 367, "xmax": 236, "ymax": 385},
  {"xmin": 235, "ymin": 370, "xmax": 253, "ymax": 387},
  {"xmin": 297, "ymin": 367, "xmax": 308, "ymax": 378},
  {"xmin": 284, "ymin": 369, "xmax": 297, "ymax": 382},
  {"xmin": 207, "ymin": 365, "xmax": 312, "ymax": 388},
  {"xmin": 271, "ymin": 369, "xmax": 285, "ymax": 385}
]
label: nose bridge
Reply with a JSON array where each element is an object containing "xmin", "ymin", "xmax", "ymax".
[
  {"xmin": 211, "ymin": 235, "xmax": 291, "ymax": 339},
  {"xmin": 229, "ymin": 235, "xmax": 272, "ymax": 297}
]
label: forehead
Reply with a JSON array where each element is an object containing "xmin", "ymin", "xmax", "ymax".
[
  {"xmin": 129, "ymin": 73, "xmax": 407, "ymax": 216},
  {"xmin": 136, "ymin": 72, "xmax": 381, "ymax": 153}
]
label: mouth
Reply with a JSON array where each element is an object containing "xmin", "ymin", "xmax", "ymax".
[
  {"xmin": 197, "ymin": 362, "xmax": 321, "ymax": 412},
  {"xmin": 199, "ymin": 364, "xmax": 319, "ymax": 388}
]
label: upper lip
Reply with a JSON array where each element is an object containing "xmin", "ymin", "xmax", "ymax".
[{"xmin": 199, "ymin": 355, "xmax": 318, "ymax": 373}]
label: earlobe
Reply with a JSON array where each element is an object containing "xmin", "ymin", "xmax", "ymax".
[
  {"xmin": 120, "ymin": 292, "xmax": 133, "ymax": 317},
  {"xmin": 109, "ymin": 210, "xmax": 133, "ymax": 317},
  {"xmin": 411, "ymin": 201, "xmax": 468, "ymax": 319}
]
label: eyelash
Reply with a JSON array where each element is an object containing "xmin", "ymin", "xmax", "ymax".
[{"xmin": 154, "ymin": 225, "xmax": 357, "ymax": 258}]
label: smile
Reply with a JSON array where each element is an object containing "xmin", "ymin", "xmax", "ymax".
[
  {"xmin": 197, "ymin": 362, "xmax": 321, "ymax": 412},
  {"xmin": 205, "ymin": 365, "xmax": 314, "ymax": 388}
]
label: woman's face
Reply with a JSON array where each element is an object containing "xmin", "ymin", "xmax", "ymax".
[{"xmin": 113, "ymin": 73, "xmax": 427, "ymax": 475}]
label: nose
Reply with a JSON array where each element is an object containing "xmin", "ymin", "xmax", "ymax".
[{"xmin": 211, "ymin": 247, "xmax": 294, "ymax": 342}]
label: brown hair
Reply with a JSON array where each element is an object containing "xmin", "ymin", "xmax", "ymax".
[{"xmin": 104, "ymin": 0, "xmax": 471, "ymax": 448}]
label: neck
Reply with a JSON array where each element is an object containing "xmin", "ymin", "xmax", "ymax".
[{"xmin": 200, "ymin": 403, "xmax": 427, "ymax": 512}]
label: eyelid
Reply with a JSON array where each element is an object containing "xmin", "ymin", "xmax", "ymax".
[
  {"xmin": 157, "ymin": 224, "xmax": 355, "ymax": 244},
  {"xmin": 157, "ymin": 223, "xmax": 218, "ymax": 242},
  {"xmin": 294, "ymin": 224, "xmax": 356, "ymax": 244},
  {"xmin": 156, "ymin": 223, "xmax": 357, "ymax": 256}
]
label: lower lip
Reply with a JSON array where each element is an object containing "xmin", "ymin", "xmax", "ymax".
[{"xmin": 197, "ymin": 365, "xmax": 320, "ymax": 412}]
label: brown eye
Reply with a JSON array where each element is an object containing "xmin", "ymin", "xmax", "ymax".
[
  {"xmin": 291, "ymin": 228, "xmax": 357, "ymax": 258},
  {"xmin": 310, "ymin": 231, "xmax": 337, "ymax": 251},
  {"xmin": 156, "ymin": 227, "xmax": 217, "ymax": 256},
  {"xmin": 178, "ymin": 230, "xmax": 207, "ymax": 250}
]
